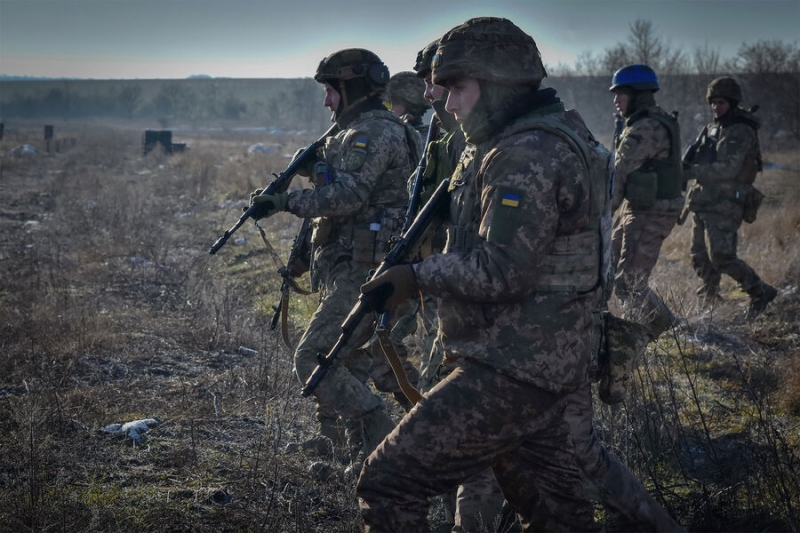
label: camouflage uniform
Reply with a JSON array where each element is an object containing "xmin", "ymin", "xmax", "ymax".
[
  {"xmin": 566, "ymin": 382, "xmax": 685, "ymax": 532},
  {"xmin": 358, "ymin": 18, "xmax": 604, "ymax": 532},
  {"xmin": 611, "ymin": 83, "xmax": 683, "ymax": 337},
  {"xmin": 287, "ymin": 49, "xmax": 422, "ymax": 464},
  {"xmin": 685, "ymin": 77, "xmax": 776, "ymax": 316},
  {"xmin": 414, "ymin": 40, "xmax": 505, "ymax": 532}
]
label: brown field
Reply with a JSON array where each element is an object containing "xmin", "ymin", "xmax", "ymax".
[{"xmin": 0, "ymin": 120, "xmax": 798, "ymax": 532}]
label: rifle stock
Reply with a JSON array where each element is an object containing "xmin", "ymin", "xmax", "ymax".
[
  {"xmin": 209, "ymin": 124, "xmax": 339, "ymax": 255},
  {"xmin": 301, "ymin": 177, "xmax": 451, "ymax": 397}
]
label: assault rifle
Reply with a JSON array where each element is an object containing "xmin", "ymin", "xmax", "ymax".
[
  {"xmin": 682, "ymin": 125, "xmax": 715, "ymax": 167},
  {"xmin": 270, "ymin": 217, "xmax": 313, "ymax": 347},
  {"xmin": 209, "ymin": 123, "xmax": 339, "ymax": 255},
  {"xmin": 402, "ymin": 115, "xmax": 440, "ymax": 234},
  {"xmin": 301, "ymin": 177, "xmax": 450, "ymax": 397}
]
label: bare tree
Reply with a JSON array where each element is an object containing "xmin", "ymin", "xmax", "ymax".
[
  {"xmin": 693, "ymin": 42, "xmax": 721, "ymax": 75},
  {"xmin": 725, "ymin": 40, "xmax": 800, "ymax": 73},
  {"xmin": 597, "ymin": 19, "xmax": 688, "ymax": 75},
  {"xmin": 574, "ymin": 51, "xmax": 602, "ymax": 77}
]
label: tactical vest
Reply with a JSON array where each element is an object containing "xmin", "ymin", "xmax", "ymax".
[
  {"xmin": 623, "ymin": 109, "xmax": 683, "ymax": 200},
  {"xmin": 315, "ymin": 109, "xmax": 421, "ymax": 265},
  {"xmin": 446, "ymin": 107, "xmax": 614, "ymax": 294},
  {"xmin": 708, "ymin": 111, "xmax": 762, "ymax": 184}
]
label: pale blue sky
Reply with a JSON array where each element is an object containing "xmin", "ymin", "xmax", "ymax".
[{"xmin": 1, "ymin": 0, "xmax": 798, "ymax": 79}]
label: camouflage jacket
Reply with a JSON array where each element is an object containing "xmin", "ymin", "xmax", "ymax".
[
  {"xmin": 413, "ymin": 105, "xmax": 603, "ymax": 394},
  {"xmin": 686, "ymin": 113, "xmax": 760, "ymax": 216},
  {"xmin": 287, "ymin": 109, "xmax": 421, "ymax": 280},
  {"xmin": 613, "ymin": 105, "xmax": 683, "ymax": 212}
]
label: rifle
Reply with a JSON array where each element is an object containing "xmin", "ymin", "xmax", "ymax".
[
  {"xmin": 402, "ymin": 115, "xmax": 440, "ymax": 234},
  {"xmin": 301, "ymin": 176, "xmax": 451, "ymax": 397},
  {"xmin": 209, "ymin": 123, "xmax": 339, "ymax": 255},
  {"xmin": 270, "ymin": 217, "xmax": 313, "ymax": 347},
  {"xmin": 682, "ymin": 125, "xmax": 715, "ymax": 167}
]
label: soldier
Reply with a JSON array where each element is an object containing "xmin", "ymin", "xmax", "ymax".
[
  {"xmin": 248, "ymin": 48, "xmax": 422, "ymax": 468},
  {"xmin": 387, "ymin": 71, "xmax": 429, "ymax": 138},
  {"xmin": 609, "ymin": 64, "xmax": 683, "ymax": 339},
  {"xmin": 684, "ymin": 77, "xmax": 776, "ymax": 318},
  {"xmin": 356, "ymin": 17, "xmax": 608, "ymax": 531},
  {"xmin": 414, "ymin": 39, "xmax": 506, "ymax": 533}
]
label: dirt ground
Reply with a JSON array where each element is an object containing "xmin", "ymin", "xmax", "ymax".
[{"xmin": 0, "ymin": 124, "xmax": 798, "ymax": 532}]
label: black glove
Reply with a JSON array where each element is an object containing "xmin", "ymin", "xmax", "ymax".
[{"xmin": 360, "ymin": 264, "xmax": 419, "ymax": 313}]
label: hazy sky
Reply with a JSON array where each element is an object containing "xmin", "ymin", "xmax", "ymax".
[{"xmin": 1, "ymin": 0, "xmax": 798, "ymax": 79}]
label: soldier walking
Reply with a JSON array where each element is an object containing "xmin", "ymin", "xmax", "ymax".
[
  {"xmin": 684, "ymin": 77, "xmax": 777, "ymax": 318},
  {"xmin": 609, "ymin": 64, "xmax": 683, "ymax": 339}
]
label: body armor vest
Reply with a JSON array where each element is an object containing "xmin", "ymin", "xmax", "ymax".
[
  {"xmin": 445, "ymin": 108, "xmax": 614, "ymax": 294},
  {"xmin": 315, "ymin": 109, "xmax": 421, "ymax": 265},
  {"xmin": 623, "ymin": 108, "xmax": 683, "ymax": 200},
  {"xmin": 709, "ymin": 112, "xmax": 762, "ymax": 184}
]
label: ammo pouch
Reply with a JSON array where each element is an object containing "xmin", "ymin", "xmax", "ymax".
[
  {"xmin": 351, "ymin": 210, "xmax": 402, "ymax": 265},
  {"xmin": 742, "ymin": 185, "xmax": 764, "ymax": 224},
  {"xmin": 624, "ymin": 170, "xmax": 658, "ymax": 209},
  {"xmin": 597, "ymin": 311, "xmax": 651, "ymax": 405}
]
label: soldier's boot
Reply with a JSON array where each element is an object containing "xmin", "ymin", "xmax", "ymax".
[
  {"xmin": 284, "ymin": 415, "xmax": 346, "ymax": 460},
  {"xmin": 343, "ymin": 406, "xmax": 395, "ymax": 477},
  {"xmin": 647, "ymin": 308, "xmax": 680, "ymax": 340},
  {"xmin": 696, "ymin": 282, "xmax": 721, "ymax": 309},
  {"xmin": 746, "ymin": 282, "xmax": 777, "ymax": 320}
]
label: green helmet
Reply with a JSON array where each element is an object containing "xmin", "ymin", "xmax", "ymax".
[
  {"xmin": 431, "ymin": 17, "xmax": 547, "ymax": 87},
  {"xmin": 707, "ymin": 77, "xmax": 743, "ymax": 104},
  {"xmin": 388, "ymin": 71, "xmax": 427, "ymax": 116},
  {"xmin": 414, "ymin": 40, "xmax": 439, "ymax": 77},
  {"xmin": 314, "ymin": 48, "xmax": 389, "ymax": 88},
  {"xmin": 314, "ymin": 48, "xmax": 390, "ymax": 122}
]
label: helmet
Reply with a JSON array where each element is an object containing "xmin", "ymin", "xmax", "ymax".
[
  {"xmin": 707, "ymin": 77, "xmax": 742, "ymax": 104},
  {"xmin": 414, "ymin": 40, "xmax": 439, "ymax": 77},
  {"xmin": 314, "ymin": 48, "xmax": 389, "ymax": 88},
  {"xmin": 315, "ymin": 48, "xmax": 390, "ymax": 121},
  {"xmin": 431, "ymin": 17, "xmax": 547, "ymax": 87},
  {"xmin": 609, "ymin": 64, "xmax": 659, "ymax": 92},
  {"xmin": 388, "ymin": 72, "xmax": 427, "ymax": 115}
]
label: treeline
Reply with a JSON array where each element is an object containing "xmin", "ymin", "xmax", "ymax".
[
  {"xmin": 1, "ymin": 20, "xmax": 798, "ymax": 143},
  {"xmin": 0, "ymin": 77, "xmax": 332, "ymax": 131}
]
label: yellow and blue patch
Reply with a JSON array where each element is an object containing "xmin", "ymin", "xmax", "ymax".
[
  {"xmin": 501, "ymin": 192, "xmax": 520, "ymax": 207},
  {"xmin": 354, "ymin": 137, "xmax": 368, "ymax": 149}
]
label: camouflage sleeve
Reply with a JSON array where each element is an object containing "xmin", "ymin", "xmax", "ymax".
[
  {"xmin": 690, "ymin": 122, "xmax": 756, "ymax": 185},
  {"xmin": 286, "ymin": 120, "xmax": 403, "ymax": 218},
  {"xmin": 613, "ymin": 117, "xmax": 670, "ymax": 209},
  {"xmin": 415, "ymin": 132, "xmax": 586, "ymax": 302}
]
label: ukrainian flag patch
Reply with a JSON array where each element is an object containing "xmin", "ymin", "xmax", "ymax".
[
  {"xmin": 354, "ymin": 137, "xmax": 368, "ymax": 149},
  {"xmin": 501, "ymin": 192, "xmax": 520, "ymax": 207}
]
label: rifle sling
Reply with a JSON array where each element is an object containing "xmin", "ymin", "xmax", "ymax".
[
  {"xmin": 375, "ymin": 320, "xmax": 422, "ymax": 407},
  {"xmin": 280, "ymin": 290, "xmax": 291, "ymax": 348},
  {"xmin": 256, "ymin": 223, "xmax": 313, "ymax": 348}
]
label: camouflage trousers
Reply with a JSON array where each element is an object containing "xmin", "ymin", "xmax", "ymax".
[
  {"xmin": 294, "ymin": 259, "xmax": 397, "ymax": 423},
  {"xmin": 611, "ymin": 201, "xmax": 681, "ymax": 333},
  {"xmin": 566, "ymin": 382, "xmax": 686, "ymax": 532},
  {"xmin": 690, "ymin": 210, "xmax": 762, "ymax": 295},
  {"xmin": 357, "ymin": 360, "xmax": 599, "ymax": 533},
  {"xmin": 414, "ymin": 294, "xmax": 442, "ymax": 393}
]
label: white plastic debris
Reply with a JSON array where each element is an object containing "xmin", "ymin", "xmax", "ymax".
[
  {"xmin": 104, "ymin": 417, "xmax": 160, "ymax": 442},
  {"xmin": 9, "ymin": 144, "xmax": 38, "ymax": 156}
]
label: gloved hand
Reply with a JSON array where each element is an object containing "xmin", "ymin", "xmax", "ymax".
[
  {"xmin": 247, "ymin": 189, "xmax": 288, "ymax": 220},
  {"xmin": 360, "ymin": 264, "xmax": 418, "ymax": 313}
]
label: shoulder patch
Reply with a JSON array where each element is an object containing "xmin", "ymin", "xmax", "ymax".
[
  {"xmin": 488, "ymin": 186, "xmax": 525, "ymax": 245},
  {"xmin": 340, "ymin": 132, "xmax": 369, "ymax": 172}
]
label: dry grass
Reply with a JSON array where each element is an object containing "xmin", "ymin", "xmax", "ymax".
[{"xmin": 0, "ymin": 123, "xmax": 799, "ymax": 532}]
